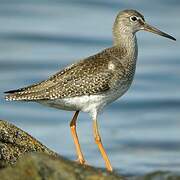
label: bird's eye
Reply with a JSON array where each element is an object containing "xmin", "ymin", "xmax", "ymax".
[{"xmin": 130, "ymin": 16, "xmax": 138, "ymax": 22}]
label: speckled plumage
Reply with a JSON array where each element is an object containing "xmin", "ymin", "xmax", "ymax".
[
  {"xmin": 5, "ymin": 7, "xmax": 176, "ymax": 112},
  {"xmin": 3, "ymin": 10, "xmax": 145, "ymax": 123},
  {"xmin": 5, "ymin": 46, "xmax": 135, "ymax": 101},
  {"xmin": 5, "ymin": 10, "xmax": 140, "ymax": 115},
  {"xmin": 5, "ymin": 9, "xmax": 176, "ymax": 171}
]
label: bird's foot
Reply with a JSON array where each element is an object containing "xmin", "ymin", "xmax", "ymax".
[{"xmin": 75, "ymin": 158, "xmax": 88, "ymax": 166}]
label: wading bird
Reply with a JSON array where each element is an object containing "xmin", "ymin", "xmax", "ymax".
[{"xmin": 5, "ymin": 9, "xmax": 176, "ymax": 171}]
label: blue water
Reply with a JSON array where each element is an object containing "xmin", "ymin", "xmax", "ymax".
[{"xmin": 0, "ymin": 0, "xmax": 180, "ymax": 176}]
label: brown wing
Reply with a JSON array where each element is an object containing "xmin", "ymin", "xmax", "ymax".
[{"xmin": 5, "ymin": 47, "xmax": 126, "ymax": 101}]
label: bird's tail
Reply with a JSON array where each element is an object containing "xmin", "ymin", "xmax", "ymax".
[
  {"xmin": 4, "ymin": 86, "xmax": 46, "ymax": 101},
  {"xmin": 5, "ymin": 79, "xmax": 55, "ymax": 101},
  {"xmin": 4, "ymin": 88, "xmax": 31, "ymax": 101}
]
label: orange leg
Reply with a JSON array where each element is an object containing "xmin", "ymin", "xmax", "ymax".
[
  {"xmin": 93, "ymin": 119, "xmax": 113, "ymax": 172},
  {"xmin": 70, "ymin": 111, "xmax": 86, "ymax": 164}
]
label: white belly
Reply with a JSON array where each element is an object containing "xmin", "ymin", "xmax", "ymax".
[
  {"xmin": 38, "ymin": 84, "xmax": 130, "ymax": 114},
  {"xmin": 39, "ymin": 95, "xmax": 105, "ymax": 112}
]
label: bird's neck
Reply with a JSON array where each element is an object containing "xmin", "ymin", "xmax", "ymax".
[
  {"xmin": 112, "ymin": 26, "xmax": 138, "ymax": 62},
  {"xmin": 112, "ymin": 26, "xmax": 138, "ymax": 81}
]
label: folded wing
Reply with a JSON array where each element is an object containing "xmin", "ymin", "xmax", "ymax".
[{"xmin": 5, "ymin": 49, "xmax": 121, "ymax": 101}]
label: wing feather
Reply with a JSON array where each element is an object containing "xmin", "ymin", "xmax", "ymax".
[{"xmin": 5, "ymin": 47, "xmax": 126, "ymax": 101}]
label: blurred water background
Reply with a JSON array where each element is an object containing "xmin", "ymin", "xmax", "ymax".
[{"xmin": 0, "ymin": 0, "xmax": 180, "ymax": 176}]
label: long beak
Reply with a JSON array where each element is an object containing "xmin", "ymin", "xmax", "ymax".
[{"xmin": 143, "ymin": 22, "xmax": 176, "ymax": 41}]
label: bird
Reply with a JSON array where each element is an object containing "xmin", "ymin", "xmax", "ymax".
[{"xmin": 5, "ymin": 9, "xmax": 176, "ymax": 172}]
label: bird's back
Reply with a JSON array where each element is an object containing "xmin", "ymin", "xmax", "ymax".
[{"xmin": 5, "ymin": 45, "xmax": 136, "ymax": 101}]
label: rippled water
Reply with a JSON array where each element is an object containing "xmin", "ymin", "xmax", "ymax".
[{"xmin": 0, "ymin": 0, "xmax": 180, "ymax": 176}]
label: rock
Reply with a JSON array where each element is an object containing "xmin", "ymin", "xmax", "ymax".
[
  {"xmin": 0, "ymin": 153, "xmax": 122, "ymax": 180},
  {"xmin": 0, "ymin": 119, "xmax": 123, "ymax": 180},
  {"xmin": 0, "ymin": 120, "xmax": 57, "ymax": 168},
  {"xmin": 1, "ymin": 119, "xmax": 179, "ymax": 180},
  {"xmin": 131, "ymin": 171, "xmax": 180, "ymax": 180}
]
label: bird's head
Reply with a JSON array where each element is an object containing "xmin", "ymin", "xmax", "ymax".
[{"xmin": 114, "ymin": 9, "xmax": 176, "ymax": 41}]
